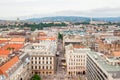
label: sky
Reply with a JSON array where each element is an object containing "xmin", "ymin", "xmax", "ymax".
[{"xmin": 0, "ymin": 0, "xmax": 120, "ymax": 20}]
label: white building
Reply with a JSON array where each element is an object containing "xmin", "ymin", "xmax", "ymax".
[
  {"xmin": 87, "ymin": 52, "xmax": 120, "ymax": 80},
  {"xmin": 65, "ymin": 44, "xmax": 90, "ymax": 76}
]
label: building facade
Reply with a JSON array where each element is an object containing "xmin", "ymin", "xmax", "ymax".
[
  {"xmin": 65, "ymin": 44, "xmax": 90, "ymax": 76},
  {"xmin": 24, "ymin": 43, "xmax": 57, "ymax": 76},
  {"xmin": 87, "ymin": 52, "xmax": 120, "ymax": 80}
]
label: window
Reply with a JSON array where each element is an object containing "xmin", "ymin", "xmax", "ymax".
[
  {"xmin": 46, "ymin": 66, "xmax": 48, "ymax": 69},
  {"xmin": 69, "ymin": 63, "xmax": 70, "ymax": 65},
  {"xmin": 46, "ymin": 61, "xmax": 48, "ymax": 64},
  {"xmin": 43, "ymin": 66, "xmax": 44, "ymax": 69},
  {"xmin": 69, "ymin": 72, "xmax": 70, "ymax": 75},
  {"xmin": 49, "ymin": 72, "xmax": 51, "ymax": 74},
  {"xmin": 31, "ymin": 66, "xmax": 33, "ymax": 69}
]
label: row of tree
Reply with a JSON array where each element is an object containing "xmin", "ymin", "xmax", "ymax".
[
  {"xmin": 23, "ymin": 22, "xmax": 67, "ymax": 31},
  {"xmin": 0, "ymin": 22, "xmax": 67, "ymax": 31}
]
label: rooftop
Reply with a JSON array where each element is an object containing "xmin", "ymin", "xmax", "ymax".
[
  {"xmin": 73, "ymin": 45, "xmax": 85, "ymax": 48},
  {"xmin": 0, "ymin": 56, "xmax": 19, "ymax": 77},
  {"xmin": 62, "ymin": 30, "xmax": 85, "ymax": 36},
  {"xmin": 103, "ymin": 36, "xmax": 120, "ymax": 44},
  {"xmin": 0, "ymin": 40, "xmax": 9, "ymax": 44},
  {"xmin": 112, "ymin": 51, "xmax": 120, "ymax": 57},
  {"xmin": 39, "ymin": 32, "xmax": 47, "ymax": 36},
  {"xmin": 66, "ymin": 44, "xmax": 90, "ymax": 54},
  {"xmin": 10, "ymin": 38, "xmax": 25, "ymax": 42},
  {"xmin": 1, "ymin": 44, "xmax": 24, "ymax": 51},
  {"xmin": 88, "ymin": 51, "xmax": 120, "ymax": 78},
  {"xmin": 25, "ymin": 43, "xmax": 57, "ymax": 55},
  {"xmin": 38, "ymin": 37, "xmax": 56, "ymax": 41},
  {"xmin": 0, "ymin": 50, "xmax": 10, "ymax": 57}
]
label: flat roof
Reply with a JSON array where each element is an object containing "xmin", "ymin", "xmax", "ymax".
[
  {"xmin": 25, "ymin": 44, "xmax": 56, "ymax": 55},
  {"xmin": 88, "ymin": 51, "xmax": 120, "ymax": 72},
  {"xmin": 88, "ymin": 51, "xmax": 120, "ymax": 79},
  {"xmin": 62, "ymin": 30, "xmax": 85, "ymax": 35}
]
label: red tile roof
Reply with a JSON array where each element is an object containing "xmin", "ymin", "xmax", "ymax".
[
  {"xmin": 113, "ymin": 51, "xmax": 120, "ymax": 57},
  {"xmin": 2, "ymin": 44, "xmax": 24, "ymax": 51},
  {"xmin": 39, "ymin": 32, "xmax": 47, "ymax": 36},
  {"xmin": 10, "ymin": 38, "xmax": 25, "ymax": 42},
  {"xmin": 39, "ymin": 37, "xmax": 56, "ymax": 40},
  {"xmin": 0, "ymin": 50, "xmax": 10, "ymax": 58},
  {"xmin": 0, "ymin": 44, "xmax": 24, "ymax": 57},
  {"xmin": 0, "ymin": 40, "xmax": 9, "ymax": 44},
  {"xmin": 0, "ymin": 56, "xmax": 19, "ymax": 77}
]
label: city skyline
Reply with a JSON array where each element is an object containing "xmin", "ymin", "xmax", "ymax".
[{"xmin": 1, "ymin": 0, "xmax": 120, "ymax": 20}]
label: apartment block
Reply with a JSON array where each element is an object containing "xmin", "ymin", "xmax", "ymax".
[
  {"xmin": 87, "ymin": 52, "xmax": 120, "ymax": 80},
  {"xmin": 65, "ymin": 44, "xmax": 90, "ymax": 76},
  {"xmin": 24, "ymin": 43, "xmax": 57, "ymax": 76},
  {"xmin": 96, "ymin": 36, "xmax": 120, "ymax": 54}
]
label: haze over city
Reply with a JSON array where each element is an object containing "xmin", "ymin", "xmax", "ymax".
[
  {"xmin": 0, "ymin": 0, "xmax": 120, "ymax": 80},
  {"xmin": 1, "ymin": 0, "xmax": 120, "ymax": 20}
]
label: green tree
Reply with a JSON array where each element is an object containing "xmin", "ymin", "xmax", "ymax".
[
  {"xmin": 58, "ymin": 33, "xmax": 63, "ymax": 40},
  {"xmin": 31, "ymin": 74, "xmax": 41, "ymax": 80}
]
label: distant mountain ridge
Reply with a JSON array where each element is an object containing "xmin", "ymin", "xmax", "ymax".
[
  {"xmin": 27, "ymin": 16, "xmax": 90, "ymax": 22},
  {"xmin": 27, "ymin": 16, "xmax": 120, "ymax": 23},
  {"xmin": 93, "ymin": 17, "xmax": 120, "ymax": 22}
]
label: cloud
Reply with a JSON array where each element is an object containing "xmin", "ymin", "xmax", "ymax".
[
  {"xmin": 1, "ymin": 0, "xmax": 120, "ymax": 20},
  {"xmin": 1, "ymin": 7, "xmax": 120, "ymax": 20},
  {"xmin": 0, "ymin": 0, "xmax": 39, "ymax": 3},
  {"xmin": 49, "ymin": 7, "xmax": 120, "ymax": 17}
]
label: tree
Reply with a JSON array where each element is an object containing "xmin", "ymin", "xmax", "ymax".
[
  {"xmin": 31, "ymin": 74, "xmax": 41, "ymax": 80},
  {"xmin": 7, "ymin": 47, "xmax": 15, "ymax": 51},
  {"xmin": 58, "ymin": 33, "xmax": 63, "ymax": 40}
]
